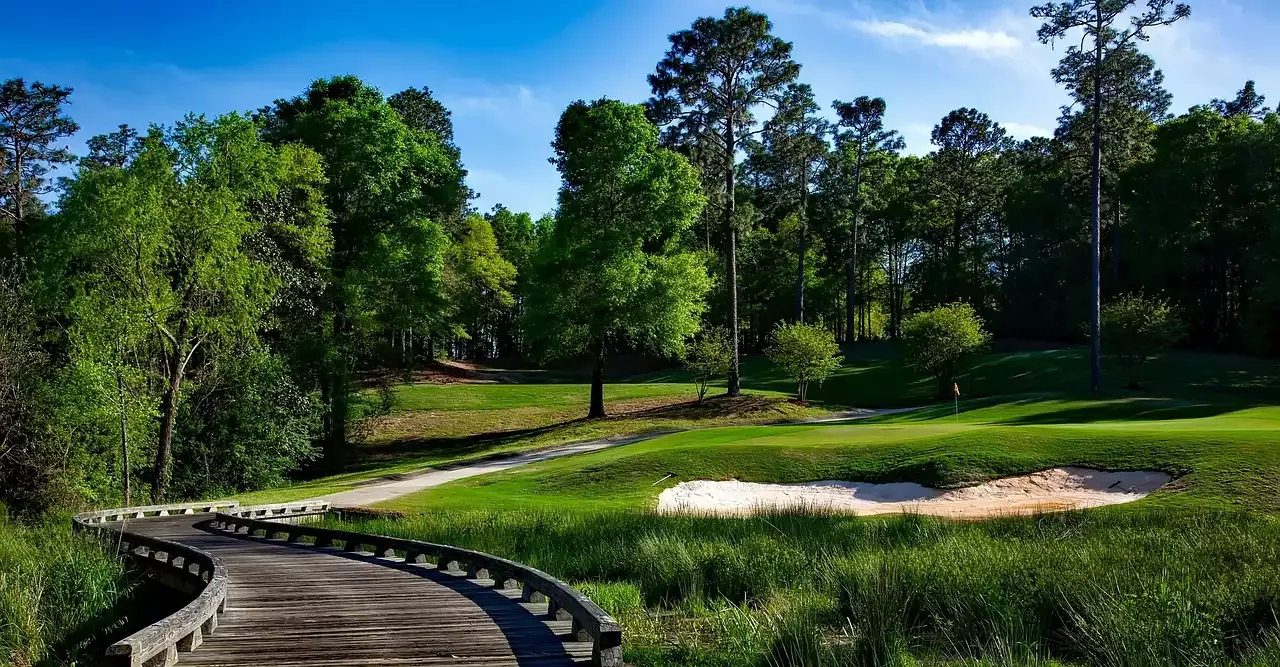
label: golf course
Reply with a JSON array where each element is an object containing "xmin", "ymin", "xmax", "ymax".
[{"xmin": 221, "ymin": 344, "xmax": 1280, "ymax": 667}]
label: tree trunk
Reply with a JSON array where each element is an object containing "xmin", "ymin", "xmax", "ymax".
[
  {"xmin": 794, "ymin": 165, "xmax": 808, "ymax": 323},
  {"xmin": 725, "ymin": 116, "xmax": 741, "ymax": 397},
  {"xmin": 151, "ymin": 348, "xmax": 186, "ymax": 503},
  {"xmin": 1111, "ymin": 199, "xmax": 1121, "ymax": 285},
  {"xmin": 588, "ymin": 343, "xmax": 606, "ymax": 419},
  {"xmin": 117, "ymin": 369, "xmax": 131, "ymax": 506},
  {"xmin": 846, "ymin": 153, "xmax": 865, "ymax": 342},
  {"xmin": 1089, "ymin": 5, "xmax": 1104, "ymax": 392},
  {"xmin": 324, "ymin": 312, "xmax": 350, "ymax": 471}
]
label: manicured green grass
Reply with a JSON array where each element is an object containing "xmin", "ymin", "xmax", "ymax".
[
  {"xmin": 376, "ymin": 397, "xmax": 1280, "ymax": 514},
  {"xmin": 351, "ymin": 359, "xmax": 1280, "ymax": 666},
  {"xmin": 233, "ymin": 392, "xmax": 828, "ymax": 506},
  {"xmin": 376, "ymin": 382, "xmax": 697, "ymax": 412},
  {"xmin": 243, "ymin": 346, "xmax": 1280, "ymax": 506},
  {"xmin": 0, "ymin": 515, "xmax": 132, "ymax": 666}
]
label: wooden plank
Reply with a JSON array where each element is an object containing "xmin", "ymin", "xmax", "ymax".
[{"xmin": 123, "ymin": 515, "xmax": 584, "ymax": 667}]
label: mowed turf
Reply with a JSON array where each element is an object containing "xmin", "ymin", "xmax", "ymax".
[
  {"xmin": 240, "ymin": 346, "xmax": 1280, "ymax": 506},
  {"xmin": 376, "ymin": 395, "xmax": 1280, "ymax": 513},
  {"xmin": 351, "ymin": 368, "xmax": 1280, "ymax": 666}
]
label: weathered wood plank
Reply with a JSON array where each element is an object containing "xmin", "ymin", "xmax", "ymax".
[{"xmin": 120, "ymin": 514, "xmax": 589, "ymax": 667}]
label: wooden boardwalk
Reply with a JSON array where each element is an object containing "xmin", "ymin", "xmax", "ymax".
[{"xmin": 124, "ymin": 515, "xmax": 590, "ymax": 666}]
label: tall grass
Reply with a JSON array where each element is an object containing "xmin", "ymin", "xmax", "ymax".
[
  {"xmin": 0, "ymin": 511, "xmax": 130, "ymax": 666},
  {"xmin": 332, "ymin": 508, "xmax": 1280, "ymax": 667}
]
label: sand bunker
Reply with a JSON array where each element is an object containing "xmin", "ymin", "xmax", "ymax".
[{"xmin": 656, "ymin": 467, "xmax": 1170, "ymax": 519}]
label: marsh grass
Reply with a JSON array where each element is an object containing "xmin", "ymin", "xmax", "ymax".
[
  {"xmin": 332, "ymin": 507, "xmax": 1280, "ymax": 667},
  {"xmin": 0, "ymin": 513, "xmax": 131, "ymax": 666}
]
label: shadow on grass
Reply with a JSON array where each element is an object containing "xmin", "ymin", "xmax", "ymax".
[
  {"xmin": 863, "ymin": 392, "xmax": 1263, "ymax": 426},
  {"xmin": 336, "ymin": 395, "xmax": 800, "ymax": 485}
]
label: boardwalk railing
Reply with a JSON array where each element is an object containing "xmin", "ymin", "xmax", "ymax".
[
  {"xmin": 73, "ymin": 502, "xmax": 237, "ymax": 667},
  {"xmin": 214, "ymin": 507, "xmax": 624, "ymax": 667}
]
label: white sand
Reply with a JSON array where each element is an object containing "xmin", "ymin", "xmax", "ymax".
[{"xmin": 656, "ymin": 467, "xmax": 1171, "ymax": 519}]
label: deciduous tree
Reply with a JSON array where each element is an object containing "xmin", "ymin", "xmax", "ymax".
[
  {"xmin": 526, "ymin": 99, "xmax": 709, "ymax": 418},
  {"xmin": 766, "ymin": 321, "xmax": 841, "ymax": 402},
  {"xmin": 902, "ymin": 303, "xmax": 990, "ymax": 398},
  {"xmin": 49, "ymin": 114, "xmax": 329, "ymax": 501}
]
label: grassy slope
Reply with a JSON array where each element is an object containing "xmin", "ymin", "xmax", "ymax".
[
  {"xmin": 0, "ymin": 517, "xmax": 132, "ymax": 665},
  {"xmin": 233, "ymin": 385, "xmax": 825, "ymax": 505},
  {"xmin": 377, "ymin": 399, "xmax": 1280, "ymax": 513},
  {"xmin": 351, "ymin": 353, "xmax": 1280, "ymax": 667},
  {"xmin": 237, "ymin": 345, "xmax": 1280, "ymax": 505}
]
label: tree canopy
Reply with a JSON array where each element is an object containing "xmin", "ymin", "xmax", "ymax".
[{"xmin": 527, "ymin": 98, "xmax": 709, "ymax": 417}]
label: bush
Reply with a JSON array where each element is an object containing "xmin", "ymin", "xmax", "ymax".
[
  {"xmin": 685, "ymin": 327, "xmax": 733, "ymax": 402},
  {"xmin": 765, "ymin": 323, "xmax": 842, "ymax": 402},
  {"xmin": 1101, "ymin": 294, "xmax": 1184, "ymax": 389},
  {"xmin": 171, "ymin": 349, "xmax": 322, "ymax": 499},
  {"xmin": 902, "ymin": 303, "xmax": 990, "ymax": 399}
]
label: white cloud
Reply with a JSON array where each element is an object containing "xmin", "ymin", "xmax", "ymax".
[
  {"xmin": 457, "ymin": 84, "xmax": 539, "ymax": 114},
  {"xmin": 901, "ymin": 122, "xmax": 934, "ymax": 155},
  {"xmin": 851, "ymin": 19, "xmax": 1023, "ymax": 57},
  {"xmin": 1001, "ymin": 121, "xmax": 1052, "ymax": 139}
]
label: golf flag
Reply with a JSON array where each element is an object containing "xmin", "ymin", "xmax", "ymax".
[{"xmin": 953, "ymin": 382, "xmax": 960, "ymax": 397}]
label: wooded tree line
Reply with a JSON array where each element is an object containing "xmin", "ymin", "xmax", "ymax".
[
  {"xmin": 5, "ymin": 0, "xmax": 1279, "ymax": 515},
  {"xmin": 0, "ymin": 76, "xmax": 534, "ymax": 513}
]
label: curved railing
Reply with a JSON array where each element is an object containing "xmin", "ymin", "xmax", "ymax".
[
  {"xmin": 213, "ymin": 508, "xmax": 623, "ymax": 667},
  {"xmin": 73, "ymin": 501, "xmax": 238, "ymax": 667}
]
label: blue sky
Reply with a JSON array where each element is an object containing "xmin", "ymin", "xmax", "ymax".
[{"xmin": 6, "ymin": 0, "xmax": 1278, "ymax": 216}]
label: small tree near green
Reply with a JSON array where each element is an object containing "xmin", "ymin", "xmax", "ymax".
[
  {"xmin": 902, "ymin": 303, "xmax": 990, "ymax": 399},
  {"xmin": 685, "ymin": 327, "xmax": 733, "ymax": 403},
  {"xmin": 1101, "ymin": 294, "xmax": 1183, "ymax": 389},
  {"xmin": 766, "ymin": 322, "xmax": 842, "ymax": 403}
]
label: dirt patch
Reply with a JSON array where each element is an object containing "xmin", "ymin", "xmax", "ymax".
[{"xmin": 657, "ymin": 467, "xmax": 1171, "ymax": 519}]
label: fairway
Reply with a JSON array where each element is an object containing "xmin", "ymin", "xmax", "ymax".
[
  {"xmin": 331, "ymin": 377, "xmax": 1280, "ymax": 667},
  {"xmin": 373, "ymin": 392, "xmax": 1280, "ymax": 514}
]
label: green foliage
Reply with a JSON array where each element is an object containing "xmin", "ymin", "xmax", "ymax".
[
  {"xmin": 765, "ymin": 322, "xmax": 842, "ymax": 402},
  {"xmin": 445, "ymin": 214, "xmax": 516, "ymax": 356},
  {"xmin": 1101, "ymin": 294, "xmax": 1184, "ymax": 388},
  {"xmin": 261, "ymin": 75, "xmax": 466, "ymax": 465},
  {"xmin": 0, "ymin": 78, "xmax": 79, "ymax": 243},
  {"xmin": 526, "ymin": 99, "xmax": 709, "ymax": 364},
  {"xmin": 685, "ymin": 328, "xmax": 733, "ymax": 402},
  {"xmin": 172, "ymin": 350, "xmax": 321, "ymax": 498},
  {"xmin": 0, "ymin": 516, "xmax": 129, "ymax": 665},
  {"xmin": 335, "ymin": 507, "xmax": 1280, "ymax": 667},
  {"xmin": 902, "ymin": 303, "xmax": 990, "ymax": 398},
  {"xmin": 43, "ymin": 113, "xmax": 329, "ymax": 502}
]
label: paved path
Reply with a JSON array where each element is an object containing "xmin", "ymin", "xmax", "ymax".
[
  {"xmin": 125, "ymin": 515, "xmax": 586, "ymax": 666},
  {"xmin": 320, "ymin": 407, "xmax": 917, "ymax": 507}
]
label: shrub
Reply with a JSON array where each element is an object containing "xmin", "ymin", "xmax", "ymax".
[
  {"xmin": 766, "ymin": 323, "xmax": 842, "ymax": 402},
  {"xmin": 1101, "ymin": 294, "xmax": 1184, "ymax": 389},
  {"xmin": 685, "ymin": 327, "xmax": 733, "ymax": 402},
  {"xmin": 902, "ymin": 303, "xmax": 990, "ymax": 399},
  {"xmin": 172, "ymin": 349, "xmax": 322, "ymax": 498}
]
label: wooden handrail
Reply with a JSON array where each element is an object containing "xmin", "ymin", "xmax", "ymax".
[
  {"xmin": 213, "ymin": 509, "xmax": 623, "ymax": 667},
  {"xmin": 77, "ymin": 500, "xmax": 240, "ymax": 524},
  {"xmin": 73, "ymin": 504, "xmax": 231, "ymax": 667}
]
